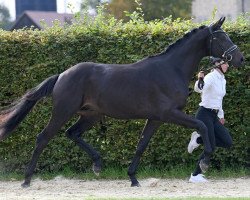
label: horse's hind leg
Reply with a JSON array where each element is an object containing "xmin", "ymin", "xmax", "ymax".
[
  {"xmin": 128, "ymin": 120, "xmax": 162, "ymax": 187},
  {"xmin": 21, "ymin": 100, "xmax": 80, "ymax": 187},
  {"xmin": 21, "ymin": 123, "xmax": 60, "ymax": 187},
  {"xmin": 66, "ymin": 115, "xmax": 102, "ymax": 175}
]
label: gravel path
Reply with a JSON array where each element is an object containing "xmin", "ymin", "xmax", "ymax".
[{"xmin": 0, "ymin": 177, "xmax": 249, "ymax": 199}]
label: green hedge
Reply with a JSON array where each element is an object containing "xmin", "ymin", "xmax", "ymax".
[{"xmin": 0, "ymin": 14, "xmax": 249, "ymax": 173}]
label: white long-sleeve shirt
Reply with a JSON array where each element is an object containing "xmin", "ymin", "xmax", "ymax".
[{"xmin": 194, "ymin": 69, "xmax": 226, "ymax": 119}]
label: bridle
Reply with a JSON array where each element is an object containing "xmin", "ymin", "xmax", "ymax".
[
  {"xmin": 208, "ymin": 26, "xmax": 238, "ymax": 62},
  {"xmin": 197, "ymin": 25, "xmax": 239, "ymax": 90}
]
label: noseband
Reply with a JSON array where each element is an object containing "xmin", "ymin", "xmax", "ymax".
[{"xmin": 208, "ymin": 27, "xmax": 238, "ymax": 61}]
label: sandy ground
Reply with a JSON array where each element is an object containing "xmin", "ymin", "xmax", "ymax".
[{"xmin": 0, "ymin": 177, "xmax": 249, "ymax": 200}]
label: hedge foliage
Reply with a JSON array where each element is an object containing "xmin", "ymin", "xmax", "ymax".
[{"xmin": 0, "ymin": 10, "xmax": 249, "ymax": 173}]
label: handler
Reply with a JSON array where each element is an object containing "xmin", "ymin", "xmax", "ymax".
[{"xmin": 188, "ymin": 57, "xmax": 233, "ymax": 183}]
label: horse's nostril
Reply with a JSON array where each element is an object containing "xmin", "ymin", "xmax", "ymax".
[{"xmin": 240, "ymin": 57, "xmax": 244, "ymax": 63}]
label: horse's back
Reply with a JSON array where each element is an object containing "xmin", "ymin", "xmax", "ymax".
[
  {"xmin": 51, "ymin": 62, "xmax": 136, "ymax": 113},
  {"xmin": 88, "ymin": 62, "xmax": 165, "ymax": 119},
  {"xmin": 51, "ymin": 61, "xmax": 172, "ymax": 119}
]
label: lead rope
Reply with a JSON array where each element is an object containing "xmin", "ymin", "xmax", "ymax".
[{"xmin": 197, "ymin": 62, "xmax": 215, "ymax": 90}]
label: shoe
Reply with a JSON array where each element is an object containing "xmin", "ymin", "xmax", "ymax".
[
  {"xmin": 188, "ymin": 131, "xmax": 200, "ymax": 153},
  {"xmin": 189, "ymin": 173, "xmax": 208, "ymax": 183}
]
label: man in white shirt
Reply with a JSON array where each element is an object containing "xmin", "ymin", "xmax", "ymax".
[{"xmin": 188, "ymin": 57, "xmax": 233, "ymax": 183}]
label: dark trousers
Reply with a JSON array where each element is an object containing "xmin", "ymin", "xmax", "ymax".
[{"xmin": 192, "ymin": 106, "xmax": 233, "ymax": 176}]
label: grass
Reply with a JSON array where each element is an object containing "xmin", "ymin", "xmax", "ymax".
[{"xmin": 0, "ymin": 165, "xmax": 248, "ymax": 181}]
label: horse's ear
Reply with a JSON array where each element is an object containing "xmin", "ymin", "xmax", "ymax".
[
  {"xmin": 218, "ymin": 17, "xmax": 226, "ymax": 26},
  {"xmin": 211, "ymin": 17, "xmax": 226, "ymax": 30}
]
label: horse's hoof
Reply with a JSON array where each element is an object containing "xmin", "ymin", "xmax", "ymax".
[
  {"xmin": 131, "ymin": 182, "xmax": 141, "ymax": 187},
  {"xmin": 21, "ymin": 182, "xmax": 30, "ymax": 188},
  {"xmin": 199, "ymin": 159, "xmax": 209, "ymax": 173},
  {"xmin": 92, "ymin": 163, "xmax": 101, "ymax": 176}
]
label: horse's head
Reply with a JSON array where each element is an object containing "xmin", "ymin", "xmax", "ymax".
[{"xmin": 208, "ymin": 17, "xmax": 244, "ymax": 67}]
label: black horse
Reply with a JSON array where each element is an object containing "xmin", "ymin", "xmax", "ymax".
[{"xmin": 0, "ymin": 17, "xmax": 244, "ymax": 187}]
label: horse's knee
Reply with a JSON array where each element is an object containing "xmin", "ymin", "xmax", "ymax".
[{"xmin": 66, "ymin": 121, "xmax": 85, "ymax": 141}]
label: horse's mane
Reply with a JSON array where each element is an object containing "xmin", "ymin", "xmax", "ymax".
[{"xmin": 149, "ymin": 25, "xmax": 207, "ymax": 58}]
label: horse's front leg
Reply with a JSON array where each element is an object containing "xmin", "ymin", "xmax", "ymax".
[
  {"xmin": 162, "ymin": 109, "xmax": 212, "ymax": 172},
  {"xmin": 128, "ymin": 120, "xmax": 162, "ymax": 187}
]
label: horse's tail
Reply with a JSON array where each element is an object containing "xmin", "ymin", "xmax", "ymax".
[{"xmin": 0, "ymin": 74, "xmax": 59, "ymax": 141}]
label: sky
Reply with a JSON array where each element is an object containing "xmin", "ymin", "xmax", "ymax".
[{"xmin": 0, "ymin": 0, "xmax": 81, "ymax": 20}]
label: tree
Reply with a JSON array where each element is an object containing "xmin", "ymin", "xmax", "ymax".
[
  {"xmin": 0, "ymin": 4, "xmax": 12, "ymax": 30},
  {"xmin": 80, "ymin": 0, "xmax": 109, "ymax": 11},
  {"xmin": 141, "ymin": 0, "xmax": 192, "ymax": 20},
  {"xmin": 106, "ymin": 0, "xmax": 192, "ymax": 21},
  {"xmin": 81, "ymin": 0, "xmax": 101, "ymax": 10},
  {"xmin": 106, "ymin": 0, "xmax": 137, "ymax": 21}
]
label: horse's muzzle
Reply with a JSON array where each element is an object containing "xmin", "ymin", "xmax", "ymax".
[{"xmin": 231, "ymin": 54, "xmax": 244, "ymax": 67}]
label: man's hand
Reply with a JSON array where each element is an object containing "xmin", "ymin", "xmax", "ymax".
[{"xmin": 219, "ymin": 118, "xmax": 225, "ymax": 125}]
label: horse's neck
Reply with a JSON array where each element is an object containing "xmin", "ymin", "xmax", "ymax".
[{"xmin": 169, "ymin": 33, "xmax": 208, "ymax": 82}]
